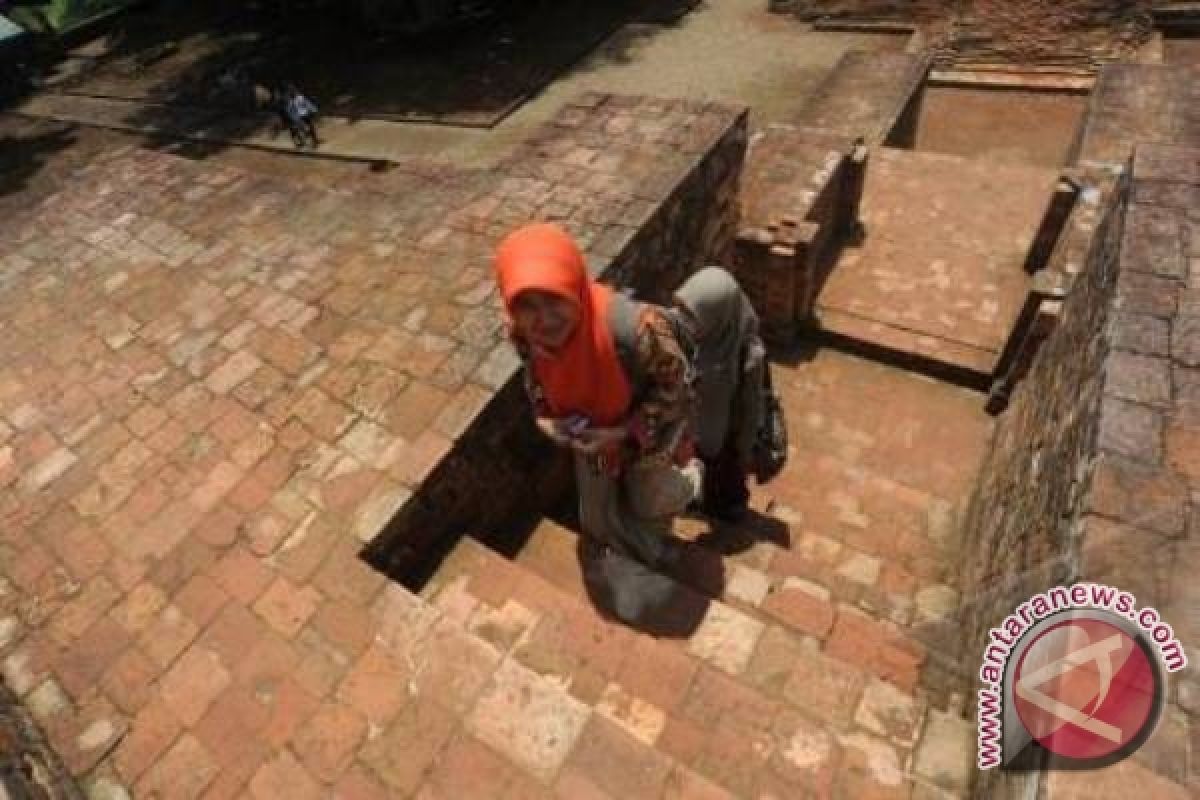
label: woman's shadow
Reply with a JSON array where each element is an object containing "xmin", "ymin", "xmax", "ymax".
[{"xmin": 559, "ymin": 501, "xmax": 790, "ymax": 639}]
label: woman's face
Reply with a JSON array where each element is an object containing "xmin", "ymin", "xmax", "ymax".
[{"xmin": 511, "ymin": 289, "xmax": 580, "ymax": 356}]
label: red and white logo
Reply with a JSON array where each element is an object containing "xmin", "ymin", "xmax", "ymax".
[{"xmin": 1012, "ymin": 617, "xmax": 1158, "ymax": 762}]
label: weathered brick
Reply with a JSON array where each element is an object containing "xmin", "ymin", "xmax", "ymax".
[
  {"xmin": 1089, "ymin": 455, "xmax": 1189, "ymax": 537},
  {"xmin": 765, "ymin": 710, "xmax": 836, "ymax": 798},
  {"xmin": 685, "ymin": 601, "xmax": 765, "ymax": 675},
  {"xmin": 1115, "ymin": 313, "xmax": 1171, "ymax": 357},
  {"xmin": 1097, "ymin": 395, "xmax": 1164, "ymax": 464},
  {"xmin": 336, "ymin": 644, "xmax": 411, "ymax": 727},
  {"xmin": 55, "ymin": 615, "xmax": 132, "ymax": 700},
  {"xmin": 253, "ymin": 576, "xmax": 321, "ymax": 638},
  {"xmin": 173, "ymin": 573, "xmax": 227, "ymax": 627},
  {"xmin": 132, "ymin": 733, "xmax": 217, "ymax": 799},
  {"xmin": 760, "ymin": 577, "xmax": 836, "ymax": 638},
  {"xmin": 465, "ymin": 659, "xmax": 589, "ymax": 782},
  {"xmin": 1078, "ymin": 514, "xmax": 1175, "ymax": 607},
  {"xmin": 362, "ymin": 692, "xmax": 460, "ymax": 794},
  {"xmin": 563, "ymin": 715, "xmax": 673, "ymax": 799},
  {"xmin": 248, "ymin": 749, "xmax": 324, "ymax": 800},
  {"xmin": 614, "ymin": 635, "xmax": 699, "ymax": 713},
  {"xmin": 290, "ymin": 702, "xmax": 367, "ymax": 783},
  {"xmin": 826, "ymin": 607, "xmax": 924, "ymax": 692},
  {"xmin": 912, "ymin": 711, "xmax": 974, "ymax": 792},
  {"xmin": 114, "ymin": 700, "xmax": 182, "ymax": 784},
  {"xmin": 1118, "ymin": 269, "xmax": 1179, "ymax": 318},
  {"xmin": 102, "ymin": 646, "xmax": 160, "ymax": 714},
  {"xmin": 1173, "ymin": 315, "xmax": 1200, "ymax": 367},
  {"xmin": 49, "ymin": 697, "xmax": 128, "ymax": 776},
  {"xmin": 138, "ymin": 604, "xmax": 200, "ymax": 668},
  {"xmin": 1106, "ymin": 351, "xmax": 1172, "ymax": 408},
  {"xmin": 1045, "ymin": 758, "xmax": 1192, "ymax": 799},
  {"xmin": 205, "ymin": 350, "xmax": 262, "ymax": 394},
  {"xmin": 210, "ymin": 545, "xmax": 274, "ymax": 606},
  {"xmin": 331, "ymin": 766, "xmax": 392, "ymax": 800}
]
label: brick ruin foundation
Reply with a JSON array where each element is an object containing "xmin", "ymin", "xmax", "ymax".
[
  {"xmin": 961, "ymin": 62, "xmax": 1200, "ymax": 798},
  {"xmin": 1, "ymin": 6, "xmax": 1199, "ymax": 798},
  {"xmin": 779, "ymin": 0, "xmax": 1156, "ymax": 67},
  {"xmin": 371, "ymin": 47, "xmax": 1200, "ymax": 798}
]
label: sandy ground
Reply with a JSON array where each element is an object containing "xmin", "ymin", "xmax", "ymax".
[{"xmin": 14, "ymin": 0, "xmax": 904, "ymax": 168}]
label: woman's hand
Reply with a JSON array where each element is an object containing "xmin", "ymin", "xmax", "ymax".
[
  {"xmin": 536, "ymin": 417, "xmax": 573, "ymax": 447},
  {"xmin": 567, "ymin": 426, "xmax": 627, "ymax": 455},
  {"xmin": 537, "ymin": 418, "xmax": 628, "ymax": 453}
]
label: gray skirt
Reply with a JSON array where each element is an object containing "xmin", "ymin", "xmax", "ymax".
[{"xmin": 573, "ymin": 451, "xmax": 701, "ymax": 567}]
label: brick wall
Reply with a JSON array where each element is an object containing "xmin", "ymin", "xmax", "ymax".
[
  {"xmin": 364, "ymin": 95, "xmax": 748, "ymax": 584},
  {"xmin": 959, "ymin": 65, "xmax": 1198, "ymax": 796},
  {"xmin": 957, "ymin": 161, "xmax": 1130, "ymax": 795},
  {"xmin": 1076, "ymin": 64, "xmax": 1200, "ymax": 168},
  {"xmin": 959, "ymin": 144, "xmax": 1199, "ymax": 799},
  {"xmin": 0, "ymin": 681, "xmax": 81, "ymax": 799},
  {"xmin": 1052, "ymin": 143, "xmax": 1199, "ymax": 796},
  {"xmin": 733, "ymin": 127, "xmax": 864, "ymax": 342},
  {"xmin": 778, "ymin": 1, "xmax": 1155, "ymax": 67}
]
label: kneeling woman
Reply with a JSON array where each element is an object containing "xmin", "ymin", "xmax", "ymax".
[
  {"xmin": 673, "ymin": 267, "xmax": 767, "ymax": 522},
  {"xmin": 494, "ymin": 223, "xmax": 698, "ymax": 569}
]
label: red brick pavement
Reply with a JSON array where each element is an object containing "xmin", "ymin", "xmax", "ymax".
[
  {"xmin": 0, "ymin": 94, "xmax": 744, "ymax": 797},
  {"xmin": 502, "ymin": 347, "xmax": 993, "ymax": 798}
]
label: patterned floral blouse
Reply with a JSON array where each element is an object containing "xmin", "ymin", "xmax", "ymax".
[{"xmin": 519, "ymin": 305, "xmax": 691, "ymax": 457}]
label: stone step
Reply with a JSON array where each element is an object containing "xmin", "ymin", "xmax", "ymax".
[
  {"xmin": 320, "ymin": 567, "xmax": 727, "ymax": 799},
  {"xmin": 422, "ymin": 534, "xmax": 974, "ymax": 796},
  {"xmin": 813, "ymin": 306, "xmax": 998, "ymax": 380},
  {"xmin": 515, "ymin": 511, "xmax": 955, "ymax": 686}
]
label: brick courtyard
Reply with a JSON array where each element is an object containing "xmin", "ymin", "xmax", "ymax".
[{"xmin": 2, "ymin": 3, "xmax": 1200, "ymax": 800}]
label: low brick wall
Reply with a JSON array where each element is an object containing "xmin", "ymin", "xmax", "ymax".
[
  {"xmin": 987, "ymin": 169, "xmax": 1115, "ymax": 411},
  {"xmin": 959, "ymin": 137, "xmax": 1199, "ymax": 798},
  {"xmin": 1075, "ymin": 63, "xmax": 1200, "ymax": 167},
  {"xmin": 958, "ymin": 159, "xmax": 1128, "ymax": 795},
  {"xmin": 793, "ymin": 50, "xmax": 932, "ymax": 146},
  {"xmin": 364, "ymin": 95, "xmax": 748, "ymax": 583},
  {"xmin": 733, "ymin": 126, "xmax": 865, "ymax": 342},
  {"xmin": 778, "ymin": 2, "xmax": 1155, "ymax": 67},
  {"xmin": 730, "ymin": 47, "xmax": 940, "ymax": 344}
]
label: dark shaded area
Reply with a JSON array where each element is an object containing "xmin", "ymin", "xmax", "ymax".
[
  {"xmin": 0, "ymin": 679, "xmax": 81, "ymax": 799},
  {"xmin": 765, "ymin": 336, "xmax": 822, "ymax": 368},
  {"xmin": 1163, "ymin": 31, "xmax": 1200, "ymax": 64},
  {"xmin": 0, "ymin": 0, "xmax": 699, "ymax": 199},
  {"xmin": 577, "ymin": 537, "xmax": 712, "ymax": 639},
  {"xmin": 692, "ymin": 508, "xmax": 790, "ymax": 553},
  {"xmin": 811, "ymin": 326, "xmax": 994, "ymax": 390},
  {"xmin": 0, "ymin": 115, "xmax": 78, "ymax": 203},
  {"xmin": 0, "ymin": 114, "xmax": 133, "ymax": 211},
  {"xmin": 46, "ymin": 0, "xmax": 699, "ymax": 127}
]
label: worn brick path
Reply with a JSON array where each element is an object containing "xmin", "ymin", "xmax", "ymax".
[
  {"xmin": 425, "ymin": 346, "xmax": 994, "ymax": 798},
  {"xmin": 9, "ymin": 56, "xmax": 1193, "ymax": 799},
  {"xmin": 0, "ymin": 94, "xmax": 743, "ymax": 797}
]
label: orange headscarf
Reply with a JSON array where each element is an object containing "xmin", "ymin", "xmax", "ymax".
[{"xmin": 494, "ymin": 224, "xmax": 632, "ymax": 425}]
